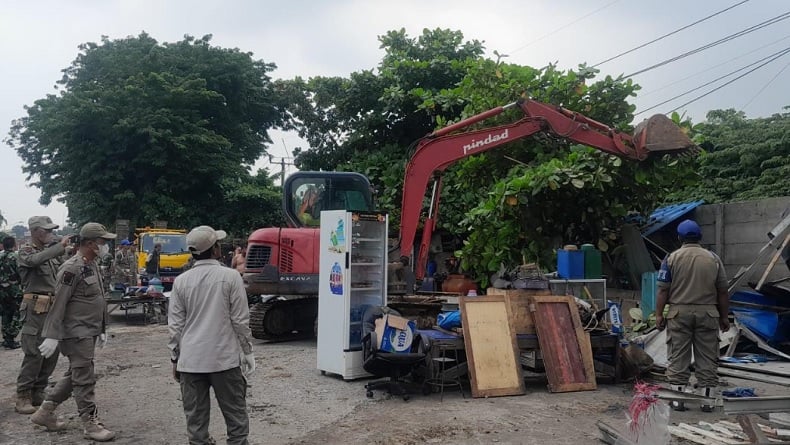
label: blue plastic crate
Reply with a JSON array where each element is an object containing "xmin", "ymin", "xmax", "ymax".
[{"xmin": 557, "ymin": 250, "xmax": 584, "ymax": 279}]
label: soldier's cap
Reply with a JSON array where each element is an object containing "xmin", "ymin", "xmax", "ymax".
[
  {"xmin": 79, "ymin": 223, "xmax": 117, "ymax": 240},
  {"xmin": 28, "ymin": 216, "xmax": 59, "ymax": 231},
  {"xmin": 187, "ymin": 225, "xmax": 227, "ymax": 254}
]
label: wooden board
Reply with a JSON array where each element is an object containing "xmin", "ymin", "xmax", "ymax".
[
  {"xmin": 720, "ymin": 361, "xmax": 790, "ymax": 378},
  {"xmin": 528, "ymin": 295, "xmax": 597, "ymax": 392},
  {"xmin": 717, "ymin": 367, "xmax": 790, "ymax": 387},
  {"xmin": 486, "ymin": 287, "xmax": 551, "ymax": 334},
  {"xmin": 459, "ymin": 295, "xmax": 525, "ymax": 398}
]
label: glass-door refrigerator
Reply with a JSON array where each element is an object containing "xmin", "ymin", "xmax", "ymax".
[{"xmin": 317, "ymin": 210, "xmax": 388, "ymax": 380}]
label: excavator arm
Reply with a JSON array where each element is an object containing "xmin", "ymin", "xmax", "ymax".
[{"xmin": 399, "ymin": 98, "xmax": 697, "ymax": 281}]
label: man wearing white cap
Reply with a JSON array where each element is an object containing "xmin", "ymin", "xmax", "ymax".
[
  {"xmin": 31, "ymin": 222, "xmax": 116, "ymax": 441},
  {"xmin": 168, "ymin": 225, "xmax": 254, "ymax": 445}
]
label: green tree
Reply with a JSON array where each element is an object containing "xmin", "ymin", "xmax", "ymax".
[
  {"xmin": 676, "ymin": 107, "xmax": 790, "ymax": 202},
  {"xmin": 11, "ymin": 225, "xmax": 26, "ymax": 240},
  {"xmin": 7, "ymin": 33, "xmax": 284, "ymax": 232}
]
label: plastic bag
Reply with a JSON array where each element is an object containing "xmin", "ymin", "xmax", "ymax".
[
  {"xmin": 622, "ymin": 382, "xmax": 670, "ymax": 445},
  {"xmin": 437, "ymin": 311, "xmax": 461, "ymax": 330}
]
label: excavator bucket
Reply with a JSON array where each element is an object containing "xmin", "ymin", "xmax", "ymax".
[{"xmin": 632, "ymin": 114, "xmax": 698, "ymax": 157}]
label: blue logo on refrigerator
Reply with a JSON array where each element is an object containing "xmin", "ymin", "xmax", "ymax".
[
  {"xmin": 336, "ymin": 219, "xmax": 345, "ymax": 244},
  {"xmin": 330, "ymin": 262, "xmax": 343, "ymax": 295}
]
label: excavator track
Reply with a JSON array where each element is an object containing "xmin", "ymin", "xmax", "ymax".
[{"xmin": 249, "ymin": 297, "xmax": 318, "ymax": 342}]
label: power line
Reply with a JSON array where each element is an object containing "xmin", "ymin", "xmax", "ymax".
[
  {"xmin": 740, "ymin": 60, "xmax": 790, "ymax": 111},
  {"xmin": 668, "ymin": 48, "xmax": 790, "ymax": 114},
  {"xmin": 509, "ymin": 0, "xmax": 620, "ymax": 54},
  {"xmin": 636, "ymin": 47, "xmax": 790, "ymax": 115},
  {"xmin": 625, "ymin": 11, "xmax": 790, "ymax": 78},
  {"xmin": 593, "ymin": 0, "xmax": 750, "ymax": 67},
  {"xmin": 640, "ymin": 33, "xmax": 790, "ymax": 98}
]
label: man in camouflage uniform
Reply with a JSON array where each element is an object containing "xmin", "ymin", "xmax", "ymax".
[
  {"xmin": 14, "ymin": 216, "xmax": 72, "ymax": 414},
  {"xmin": 31, "ymin": 222, "xmax": 116, "ymax": 441},
  {"xmin": 1, "ymin": 236, "xmax": 22, "ymax": 349},
  {"xmin": 112, "ymin": 239, "xmax": 136, "ymax": 288}
]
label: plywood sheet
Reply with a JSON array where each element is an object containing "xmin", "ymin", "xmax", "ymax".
[
  {"xmin": 460, "ymin": 295, "xmax": 525, "ymax": 398},
  {"xmin": 486, "ymin": 288, "xmax": 551, "ymax": 334},
  {"xmin": 528, "ymin": 295, "xmax": 597, "ymax": 392}
]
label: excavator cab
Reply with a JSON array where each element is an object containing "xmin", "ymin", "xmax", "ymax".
[{"xmin": 283, "ymin": 172, "xmax": 375, "ymax": 228}]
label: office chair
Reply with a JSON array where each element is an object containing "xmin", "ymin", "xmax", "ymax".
[{"xmin": 362, "ymin": 306, "xmax": 426, "ymax": 401}]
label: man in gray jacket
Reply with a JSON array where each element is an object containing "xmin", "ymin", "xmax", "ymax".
[{"xmin": 168, "ymin": 225, "xmax": 255, "ymax": 445}]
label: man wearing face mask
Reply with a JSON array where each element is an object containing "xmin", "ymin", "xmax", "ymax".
[
  {"xmin": 14, "ymin": 216, "xmax": 72, "ymax": 414},
  {"xmin": 31, "ymin": 222, "xmax": 116, "ymax": 442}
]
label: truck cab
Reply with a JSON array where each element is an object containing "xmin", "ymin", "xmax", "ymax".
[{"xmin": 135, "ymin": 228, "xmax": 191, "ymax": 288}]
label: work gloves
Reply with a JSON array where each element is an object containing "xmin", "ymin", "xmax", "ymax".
[
  {"xmin": 241, "ymin": 353, "xmax": 256, "ymax": 376},
  {"xmin": 39, "ymin": 338, "xmax": 59, "ymax": 358}
]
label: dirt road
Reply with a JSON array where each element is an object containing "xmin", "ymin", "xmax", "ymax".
[{"xmin": 0, "ymin": 314, "xmax": 785, "ymax": 444}]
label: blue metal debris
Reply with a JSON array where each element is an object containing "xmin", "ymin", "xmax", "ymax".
[{"xmin": 641, "ymin": 200, "xmax": 705, "ymax": 236}]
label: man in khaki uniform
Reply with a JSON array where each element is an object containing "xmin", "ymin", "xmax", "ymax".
[
  {"xmin": 31, "ymin": 222, "xmax": 116, "ymax": 442},
  {"xmin": 656, "ymin": 219, "xmax": 730, "ymax": 412},
  {"xmin": 14, "ymin": 216, "xmax": 72, "ymax": 414}
]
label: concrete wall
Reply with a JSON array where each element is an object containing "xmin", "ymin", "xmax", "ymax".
[{"xmin": 693, "ymin": 197, "xmax": 790, "ymax": 282}]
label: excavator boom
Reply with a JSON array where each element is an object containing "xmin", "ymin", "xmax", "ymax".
[{"xmin": 399, "ymin": 98, "xmax": 697, "ymax": 280}]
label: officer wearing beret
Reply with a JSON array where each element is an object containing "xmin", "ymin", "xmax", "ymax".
[
  {"xmin": 14, "ymin": 216, "xmax": 72, "ymax": 414},
  {"xmin": 30, "ymin": 222, "xmax": 116, "ymax": 442}
]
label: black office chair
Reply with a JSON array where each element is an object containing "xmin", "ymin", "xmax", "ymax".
[{"xmin": 362, "ymin": 306, "xmax": 426, "ymax": 401}]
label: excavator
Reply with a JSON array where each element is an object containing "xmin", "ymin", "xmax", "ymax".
[{"xmin": 243, "ymin": 98, "xmax": 696, "ymax": 341}]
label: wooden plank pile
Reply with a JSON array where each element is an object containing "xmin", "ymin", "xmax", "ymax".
[
  {"xmin": 669, "ymin": 420, "xmax": 790, "ymax": 444},
  {"xmin": 457, "ymin": 290, "xmax": 602, "ymax": 396}
]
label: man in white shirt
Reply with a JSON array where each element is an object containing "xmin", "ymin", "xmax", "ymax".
[{"xmin": 168, "ymin": 226, "xmax": 255, "ymax": 445}]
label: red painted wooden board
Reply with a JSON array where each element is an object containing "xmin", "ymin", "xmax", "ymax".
[{"xmin": 528, "ymin": 295, "xmax": 597, "ymax": 392}]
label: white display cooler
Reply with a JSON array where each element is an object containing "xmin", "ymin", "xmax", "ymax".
[{"xmin": 317, "ymin": 210, "xmax": 388, "ymax": 380}]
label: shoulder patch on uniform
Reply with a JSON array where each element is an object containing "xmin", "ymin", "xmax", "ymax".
[{"xmin": 62, "ymin": 271, "xmax": 76, "ymax": 286}]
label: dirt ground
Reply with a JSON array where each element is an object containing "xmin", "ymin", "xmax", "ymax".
[{"xmin": 1, "ymin": 312, "xmax": 788, "ymax": 445}]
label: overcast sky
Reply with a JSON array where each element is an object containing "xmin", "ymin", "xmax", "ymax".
[{"xmin": 1, "ymin": 0, "xmax": 788, "ymax": 229}]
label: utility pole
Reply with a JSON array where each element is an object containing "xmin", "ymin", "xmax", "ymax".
[{"xmin": 268, "ymin": 155, "xmax": 294, "ymax": 186}]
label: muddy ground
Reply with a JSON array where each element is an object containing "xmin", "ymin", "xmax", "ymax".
[{"xmin": 1, "ymin": 312, "xmax": 787, "ymax": 445}]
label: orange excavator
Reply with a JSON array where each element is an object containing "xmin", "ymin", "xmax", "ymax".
[{"xmin": 243, "ymin": 98, "xmax": 696, "ymax": 341}]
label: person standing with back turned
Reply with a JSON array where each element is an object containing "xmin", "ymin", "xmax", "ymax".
[
  {"xmin": 14, "ymin": 216, "xmax": 71, "ymax": 414},
  {"xmin": 655, "ymin": 219, "xmax": 730, "ymax": 412},
  {"xmin": 168, "ymin": 225, "xmax": 255, "ymax": 445}
]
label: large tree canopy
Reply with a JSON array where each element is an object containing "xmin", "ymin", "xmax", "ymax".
[
  {"xmin": 279, "ymin": 28, "xmax": 696, "ymax": 283},
  {"xmin": 7, "ymin": 33, "xmax": 285, "ymax": 233},
  {"xmin": 674, "ymin": 107, "xmax": 790, "ymax": 202}
]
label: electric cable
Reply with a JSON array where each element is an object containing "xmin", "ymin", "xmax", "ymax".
[
  {"xmin": 509, "ymin": 0, "xmax": 620, "ymax": 54},
  {"xmin": 592, "ymin": 0, "xmax": 750, "ymax": 67},
  {"xmin": 640, "ymin": 33, "xmax": 790, "ymax": 98},
  {"xmin": 625, "ymin": 11, "xmax": 790, "ymax": 78},
  {"xmin": 668, "ymin": 48, "xmax": 790, "ymax": 113},
  {"xmin": 740, "ymin": 60, "xmax": 790, "ymax": 111},
  {"xmin": 635, "ymin": 46, "xmax": 790, "ymax": 115}
]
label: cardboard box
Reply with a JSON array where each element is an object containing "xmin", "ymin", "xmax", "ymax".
[{"xmin": 374, "ymin": 314, "xmax": 416, "ymax": 354}]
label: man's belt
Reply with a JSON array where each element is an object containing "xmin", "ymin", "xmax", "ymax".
[{"xmin": 22, "ymin": 293, "xmax": 53, "ymax": 314}]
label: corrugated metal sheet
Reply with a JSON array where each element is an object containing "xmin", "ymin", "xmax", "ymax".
[{"xmin": 641, "ymin": 200, "xmax": 704, "ymax": 236}]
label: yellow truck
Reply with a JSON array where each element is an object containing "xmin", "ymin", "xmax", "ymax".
[{"xmin": 134, "ymin": 228, "xmax": 191, "ymax": 288}]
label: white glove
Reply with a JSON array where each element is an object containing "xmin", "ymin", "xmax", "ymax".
[
  {"xmin": 39, "ymin": 338, "xmax": 59, "ymax": 358},
  {"xmin": 241, "ymin": 353, "xmax": 256, "ymax": 376},
  {"xmin": 99, "ymin": 333, "xmax": 108, "ymax": 349}
]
